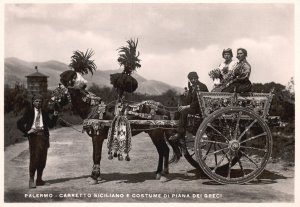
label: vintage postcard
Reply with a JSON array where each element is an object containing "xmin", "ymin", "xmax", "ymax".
[{"xmin": 1, "ymin": 0, "xmax": 299, "ymax": 206}]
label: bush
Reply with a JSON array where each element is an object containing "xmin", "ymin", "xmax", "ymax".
[
  {"xmin": 88, "ymin": 84, "xmax": 179, "ymax": 107},
  {"xmin": 4, "ymin": 83, "xmax": 29, "ymax": 115},
  {"xmin": 4, "ymin": 112, "xmax": 26, "ymax": 147},
  {"xmin": 252, "ymin": 82, "xmax": 295, "ymax": 122}
]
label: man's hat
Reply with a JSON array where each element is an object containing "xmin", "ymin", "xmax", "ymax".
[{"xmin": 187, "ymin": 71, "xmax": 199, "ymax": 80}]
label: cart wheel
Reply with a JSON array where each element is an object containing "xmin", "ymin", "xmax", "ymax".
[
  {"xmin": 195, "ymin": 107, "xmax": 272, "ymax": 184},
  {"xmin": 183, "ymin": 132, "xmax": 237, "ymax": 172}
]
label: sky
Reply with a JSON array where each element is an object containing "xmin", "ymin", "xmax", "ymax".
[{"xmin": 4, "ymin": 3, "xmax": 295, "ymax": 90}]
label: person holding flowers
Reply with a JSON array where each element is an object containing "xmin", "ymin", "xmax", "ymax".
[{"xmin": 210, "ymin": 48, "xmax": 237, "ymax": 92}]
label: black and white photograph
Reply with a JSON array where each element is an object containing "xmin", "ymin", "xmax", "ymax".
[{"xmin": 1, "ymin": 0, "xmax": 298, "ymax": 205}]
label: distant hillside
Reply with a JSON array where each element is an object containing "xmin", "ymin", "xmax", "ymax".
[
  {"xmin": 4, "ymin": 57, "xmax": 68, "ymax": 89},
  {"xmin": 4, "ymin": 57, "xmax": 183, "ymax": 95}
]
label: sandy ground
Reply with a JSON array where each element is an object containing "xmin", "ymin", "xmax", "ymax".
[{"xmin": 4, "ymin": 126, "xmax": 294, "ymax": 203}]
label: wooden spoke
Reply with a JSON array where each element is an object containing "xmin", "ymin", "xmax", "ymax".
[
  {"xmin": 202, "ymin": 140, "xmax": 229, "ymax": 145},
  {"xmin": 227, "ymin": 152, "xmax": 233, "ymax": 179},
  {"xmin": 203, "ymin": 146, "xmax": 229, "ymax": 160},
  {"xmin": 212, "ymin": 150, "xmax": 230, "ymax": 172},
  {"xmin": 239, "ymin": 145, "xmax": 267, "ymax": 152},
  {"xmin": 217, "ymin": 144, "xmax": 230, "ymax": 162},
  {"xmin": 207, "ymin": 123, "xmax": 230, "ymax": 142},
  {"xmin": 234, "ymin": 111, "xmax": 242, "ymax": 139},
  {"xmin": 221, "ymin": 113, "xmax": 233, "ymax": 140},
  {"xmin": 236, "ymin": 151, "xmax": 245, "ymax": 177},
  {"xmin": 203, "ymin": 143, "xmax": 213, "ymax": 161},
  {"xmin": 237, "ymin": 119, "xmax": 257, "ymax": 141},
  {"xmin": 240, "ymin": 132, "xmax": 267, "ymax": 144},
  {"xmin": 214, "ymin": 144, "xmax": 218, "ymax": 166},
  {"xmin": 240, "ymin": 150, "xmax": 259, "ymax": 168}
]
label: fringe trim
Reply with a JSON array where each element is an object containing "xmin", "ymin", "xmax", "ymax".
[{"xmin": 107, "ymin": 115, "xmax": 132, "ymax": 161}]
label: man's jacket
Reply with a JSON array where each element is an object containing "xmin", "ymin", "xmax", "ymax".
[
  {"xmin": 188, "ymin": 81, "xmax": 209, "ymax": 111},
  {"xmin": 17, "ymin": 106, "xmax": 58, "ymax": 137}
]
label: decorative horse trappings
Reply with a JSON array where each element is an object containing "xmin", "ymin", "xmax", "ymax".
[
  {"xmin": 49, "ymin": 44, "xmax": 178, "ymax": 184},
  {"xmin": 107, "ymin": 115, "xmax": 132, "ymax": 161},
  {"xmin": 50, "ymin": 83, "xmax": 175, "ymax": 183},
  {"xmin": 50, "ymin": 84, "xmax": 71, "ymax": 105}
]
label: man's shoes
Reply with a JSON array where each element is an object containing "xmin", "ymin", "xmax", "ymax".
[
  {"xmin": 29, "ymin": 178, "xmax": 36, "ymax": 189},
  {"xmin": 36, "ymin": 180, "xmax": 50, "ymax": 186},
  {"xmin": 169, "ymin": 133, "xmax": 183, "ymax": 141}
]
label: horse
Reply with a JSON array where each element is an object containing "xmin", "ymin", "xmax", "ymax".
[{"xmin": 49, "ymin": 72, "xmax": 182, "ymax": 184}]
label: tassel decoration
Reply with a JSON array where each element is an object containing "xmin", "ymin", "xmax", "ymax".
[{"xmin": 107, "ymin": 115, "xmax": 132, "ymax": 161}]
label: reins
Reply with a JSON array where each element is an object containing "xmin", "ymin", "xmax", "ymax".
[{"xmin": 57, "ymin": 117, "xmax": 84, "ymax": 133}]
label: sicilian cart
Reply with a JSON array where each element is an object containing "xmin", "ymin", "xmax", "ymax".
[
  {"xmin": 183, "ymin": 90, "xmax": 277, "ymax": 184},
  {"xmin": 80, "ymin": 87, "xmax": 279, "ymax": 185}
]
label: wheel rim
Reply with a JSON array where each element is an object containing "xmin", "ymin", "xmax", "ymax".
[{"xmin": 195, "ymin": 107, "xmax": 272, "ymax": 184}]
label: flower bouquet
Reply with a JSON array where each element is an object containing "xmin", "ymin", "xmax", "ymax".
[{"xmin": 208, "ymin": 68, "xmax": 223, "ymax": 81}]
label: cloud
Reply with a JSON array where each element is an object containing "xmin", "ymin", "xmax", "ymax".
[
  {"xmin": 138, "ymin": 35, "xmax": 294, "ymax": 90},
  {"xmin": 5, "ymin": 4, "xmax": 98, "ymax": 22},
  {"xmin": 5, "ymin": 20, "xmax": 294, "ymax": 90},
  {"xmin": 4, "ymin": 4, "xmax": 294, "ymax": 90},
  {"xmin": 139, "ymin": 44, "xmax": 221, "ymax": 90},
  {"xmin": 231, "ymin": 36, "xmax": 294, "ymax": 86},
  {"xmin": 5, "ymin": 23, "xmax": 120, "ymax": 68}
]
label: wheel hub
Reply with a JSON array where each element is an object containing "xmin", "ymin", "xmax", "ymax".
[{"xmin": 229, "ymin": 140, "xmax": 240, "ymax": 151}]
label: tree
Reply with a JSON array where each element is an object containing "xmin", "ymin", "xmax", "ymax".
[
  {"xmin": 88, "ymin": 83, "xmax": 117, "ymax": 103},
  {"xmin": 286, "ymin": 77, "xmax": 295, "ymax": 102},
  {"xmin": 252, "ymin": 82, "xmax": 295, "ymax": 122},
  {"xmin": 4, "ymin": 82, "xmax": 29, "ymax": 115}
]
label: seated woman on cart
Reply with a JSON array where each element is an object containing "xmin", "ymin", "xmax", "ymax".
[
  {"xmin": 211, "ymin": 48, "xmax": 252, "ymax": 93},
  {"xmin": 210, "ymin": 48, "xmax": 237, "ymax": 88}
]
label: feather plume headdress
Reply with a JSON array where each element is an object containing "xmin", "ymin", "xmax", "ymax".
[
  {"xmin": 117, "ymin": 38, "xmax": 141, "ymax": 75},
  {"xmin": 110, "ymin": 38, "xmax": 141, "ymax": 95},
  {"xmin": 69, "ymin": 49, "xmax": 97, "ymax": 75}
]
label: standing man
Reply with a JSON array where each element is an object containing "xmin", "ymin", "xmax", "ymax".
[
  {"xmin": 170, "ymin": 72, "xmax": 208, "ymax": 144},
  {"xmin": 222, "ymin": 48, "xmax": 252, "ymax": 93},
  {"xmin": 17, "ymin": 94, "xmax": 58, "ymax": 188}
]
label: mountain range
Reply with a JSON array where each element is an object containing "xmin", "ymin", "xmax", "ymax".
[{"xmin": 4, "ymin": 57, "xmax": 183, "ymax": 95}]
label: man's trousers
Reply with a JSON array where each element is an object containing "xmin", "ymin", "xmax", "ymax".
[
  {"xmin": 28, "ymin": 133, "xmax": 49, "ymax": 180},
  {"xmin": 177, "ymin": 107, "xmax": 199, "ymax": 134}
]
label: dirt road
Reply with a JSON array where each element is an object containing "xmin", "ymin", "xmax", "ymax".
[{"xmin": 4, "ymin": 126, "xmax": 294, "ymax": 202}]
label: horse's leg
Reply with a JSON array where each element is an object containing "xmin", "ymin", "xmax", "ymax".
[
  {"xmin": 165, "ymin": 130, "xmax": 182, "ymax": 164},
  {"xmin": 163, "ymin": 135, "xmax": 170, "ymax": 175},
  {"xmin": 148, "ymin": 130, "xmax": 169, "ymax": 181},
  {"xmin": 90, "ymin": 133, "xmax": 105, "ymax": 184}
]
